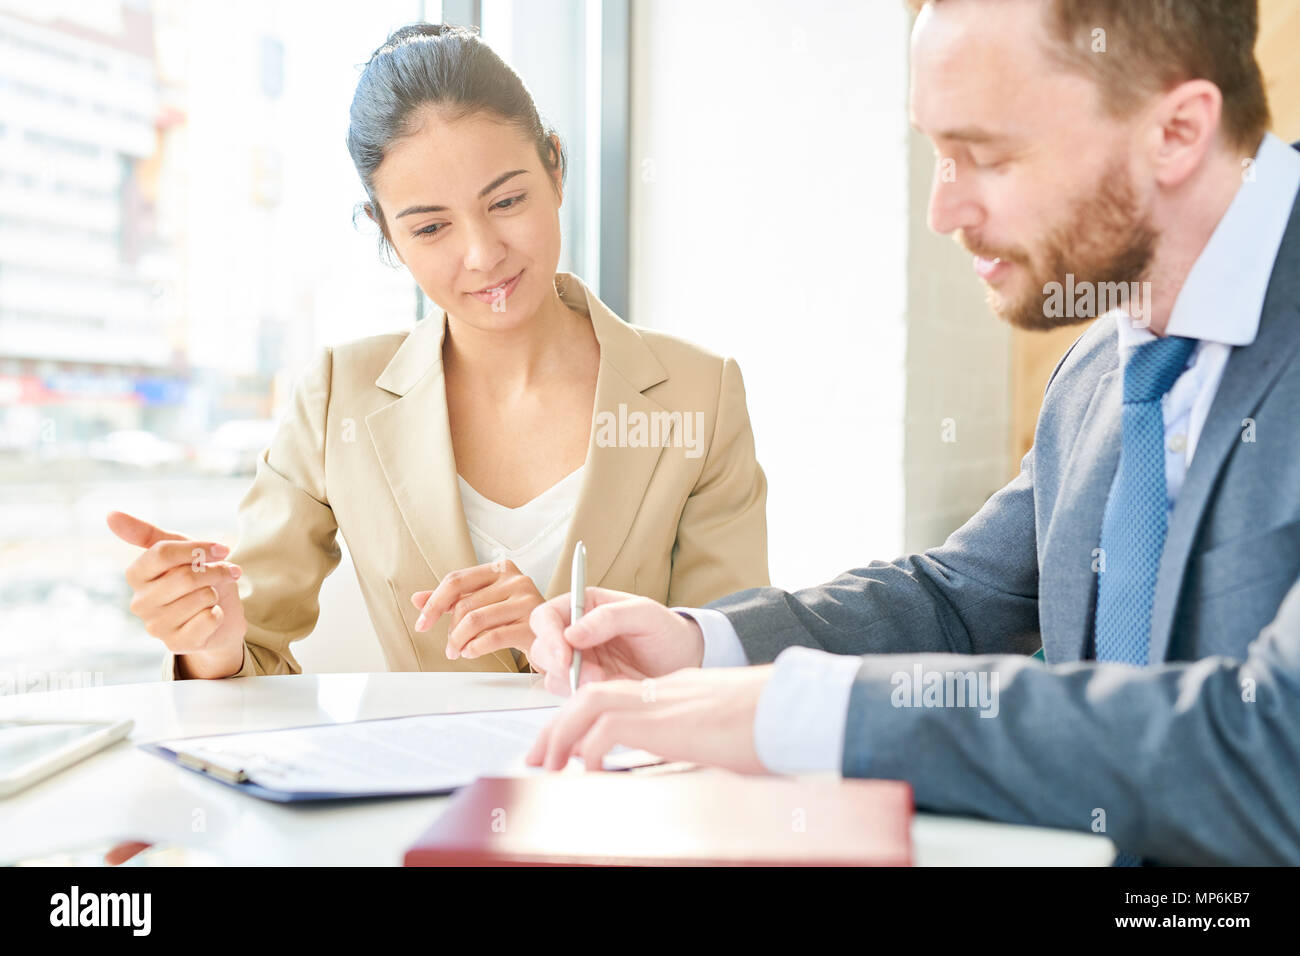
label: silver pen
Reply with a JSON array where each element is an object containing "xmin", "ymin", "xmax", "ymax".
[{"xmin": 569, "ymin": 540, "xmax": 586, "ymax": 694}]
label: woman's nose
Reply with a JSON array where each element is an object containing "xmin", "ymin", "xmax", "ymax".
[{"xmin": 461, "ymin": 220, "xmax": 507, "ymax": 275}]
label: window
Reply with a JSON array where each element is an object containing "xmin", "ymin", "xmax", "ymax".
[{"xmin": 0, "ymin": 0, "xmax": 629, "ymax": 690}]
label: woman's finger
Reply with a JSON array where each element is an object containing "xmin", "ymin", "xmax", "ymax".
[
  {"xmin": 132, "ymin": 562, "xmax": 241, "ymax": 618},
  {"xmin": 445, "ymin": 596, "xmax": 531, "ymax": 658},
  {"xmin": 458, "ymin": 622, "xmax": 534, "ymax": 661},
  {"xmin": 414, "ymin": 564, "xmax": 501, "ymax": 627},
  {"xmin": 443, "ymin": 578, "xmax": 515, "ymax": 634},
  {"xmin": 126, "ymin": 539, "xmax": 232, "ymax": 590},
  {"xmin": 151, "ymin": 584, "xmax": 222, "ymax": 638},
  {"xmin": 172, "ymin": 600, "xmax": 226, "ymax": 653},
  {"xmin": 106, "ymin": 511, "xmax": 186, "ymax": 549}
]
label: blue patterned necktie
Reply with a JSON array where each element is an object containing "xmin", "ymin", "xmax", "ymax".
[
  {"xmin": 1093, "ymin": 333, "xmax": 1196, "ymax": 867},
  {"xmin": 1094, "ymin": 334, "xmax": 1197, "ymax": 665}
]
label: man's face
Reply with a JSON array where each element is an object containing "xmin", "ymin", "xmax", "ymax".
[
  {"xmin": 909, "ymin": 0, "xmax": 1157, "ymax": 330},
  {"xmin": 371, "ymin": 109, "xmax": 563, "ymax": 330}
]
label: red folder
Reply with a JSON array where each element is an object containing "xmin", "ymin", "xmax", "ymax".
[{"xmin": 403, "ymin": 771, "xmax": 913, "ymax": 866}]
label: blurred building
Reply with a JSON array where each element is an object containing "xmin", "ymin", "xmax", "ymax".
[{"xmin": 0, "ymin": 1, "xmax": 195, "ymax": 451}]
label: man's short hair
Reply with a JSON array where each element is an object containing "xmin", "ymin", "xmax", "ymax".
[{"xmin": 907, "ymin": 0, "xmax": 1271, "ymax": 152}]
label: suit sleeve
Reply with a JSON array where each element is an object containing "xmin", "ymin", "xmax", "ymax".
[
  {"xmin": 161, "ymin": 346, "xmax": 342, "ymax": 680},
  {"xmin": 700, "ymin": 321, "xmax": 1106, "ymax": 664},
  {"xmin": 706, "ymin": 443, "xmax": 1041, "ymax": 662},
  {"xmin": 840, "ymin": 575, "xmax": 1300, "ymax": 865},
  {"xmin": 664, "ymin": 356, "xmax": 770, "ymax": 608}
]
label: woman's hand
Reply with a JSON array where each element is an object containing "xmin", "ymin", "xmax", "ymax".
[
  {"xmin": 107, "ymin": 510, "xmax": 248, "ymax": 679},
  {"xmin": 410, "ymin": 559, "xmax": 544, "ymax": 661}
]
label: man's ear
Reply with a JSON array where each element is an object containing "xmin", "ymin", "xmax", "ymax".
[{"xmin": 1148, "ymin": 78, "xmax": 1223, "ymax": 188}]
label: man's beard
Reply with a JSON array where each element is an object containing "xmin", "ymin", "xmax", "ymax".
[{"xmin": 962, "ymin": 157, "xmax": 1158, "ymax": 332}]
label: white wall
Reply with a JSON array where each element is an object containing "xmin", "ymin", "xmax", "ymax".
[
  {"xmin": 903, "ymin": 126, "xmax": 1013, "ymax": 554},
  {"xmin": 630, "ymin": 0, "xmax": 912, "ymax": 590}
]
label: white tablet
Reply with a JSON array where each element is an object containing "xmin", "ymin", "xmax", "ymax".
[{"xmin": 0, "ymin": 718, "xmax": 134, "ymax": 797}]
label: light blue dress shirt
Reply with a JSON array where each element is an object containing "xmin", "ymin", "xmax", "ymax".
[{"xmin": 677, "ymin": 131, "xmax": 1300, "ymax": 774}]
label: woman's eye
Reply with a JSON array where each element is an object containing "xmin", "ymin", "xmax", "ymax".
[{"xmin": 411, "ymin": 194, "xmax": 525, "ymax": 237}]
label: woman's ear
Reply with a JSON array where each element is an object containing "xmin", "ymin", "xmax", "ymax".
[
  {"xmin": 548, "ymin": 134, "xmax": 564, "ymax": 205},
  {"xmin": 365, "ymin": 202, "xmax": 405, "ymax": 266}
]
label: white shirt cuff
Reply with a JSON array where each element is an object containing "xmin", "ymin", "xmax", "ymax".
[
  {"xmin": 672, "ymin": 606, "xmax": 748, "ymax": 667},
  {"xmin": 753, "ymin": 646, "xmax": 861, "ymax": 775}
]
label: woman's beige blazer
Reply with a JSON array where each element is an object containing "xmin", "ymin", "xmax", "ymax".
[{"xmin": 163, "ymin": 272, "xmax": 769, "ymax": 678}]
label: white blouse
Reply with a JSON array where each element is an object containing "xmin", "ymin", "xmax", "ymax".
[{"xmin": 456, "ymin": 465, "xmax": 586, "ymax": 596}]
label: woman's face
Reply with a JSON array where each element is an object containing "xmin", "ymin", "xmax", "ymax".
[{"xmin": 370, "ymin": 108, "xmax": 563, "ymax": 330}]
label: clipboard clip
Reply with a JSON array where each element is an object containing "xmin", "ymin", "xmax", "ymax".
[{"xmin": 176, "ymin": 752, "xmax": 249, "ymax": 784}]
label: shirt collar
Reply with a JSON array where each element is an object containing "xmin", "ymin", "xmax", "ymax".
[{"xmin": 1115, "ymin": 131, "xmax": 1300, "ymax": 355}]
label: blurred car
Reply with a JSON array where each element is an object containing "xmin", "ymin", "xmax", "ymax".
[
  {"xmin": 196, "ymin": 419, "xmax": 278, "ymax": 476},
  {"xmin": 87, "ymin": 430, "xmax": 188, "ymax": 469}
]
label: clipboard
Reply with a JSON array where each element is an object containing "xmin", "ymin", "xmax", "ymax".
[
  {"xmin": 138, "ymin": 706, "xmax": 667, "ymax": 803},
  {"xmin": 136, "ymin": 739, "xmax": 434, "ymax": 803}
]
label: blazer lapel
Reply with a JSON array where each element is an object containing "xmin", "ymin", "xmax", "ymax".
[
  {"xmin": 366, "ymin": 312, "xmax": 478, "ymax": 585},
  {"xmin": 1041, "ymin": 366, "xmax": 1121, "ymax": 662},
  {"xmin": 1148, "ymin": 213, "xmax": 1300, "ymax": 663},
  {"xmin": 366, "ymin": 272, "xmax": 671, "ymax": 606},
  {"xmin": 543, "ymin": 273, "xmax": 670, "ymax": 597}
]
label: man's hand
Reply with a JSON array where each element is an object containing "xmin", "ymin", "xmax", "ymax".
[
  {"xmin": 410, "ymin": 559, "xmax": 544, "ymax": 661},
  {"xmin": 524, "ymin": 665, "xmax": 776, "ymax": 774},
  {"xmin": 526, "ymin": 587, "xmax": 707, "ymax": 695}
]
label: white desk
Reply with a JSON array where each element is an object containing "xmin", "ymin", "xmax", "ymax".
[{"xmin": 0, "ymin": 673, "xmax": 1116, "ymax": 866}]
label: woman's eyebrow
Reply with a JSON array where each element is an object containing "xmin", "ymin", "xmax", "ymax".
[{"xmin": 395, "ymin": 169, "xmax": 530, "ymax": 218}]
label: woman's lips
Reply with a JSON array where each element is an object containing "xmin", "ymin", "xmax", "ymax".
[{"xmin": 470, "ymin": 270, "xmax": 523, "ymax": 304}]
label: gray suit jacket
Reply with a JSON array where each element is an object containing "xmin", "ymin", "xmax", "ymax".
[{"xmin": 708, "ymin": 150, "xmax": 1300, "ymax": 865}]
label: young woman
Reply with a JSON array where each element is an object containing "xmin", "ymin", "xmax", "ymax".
[{"xmin": 108, "ymin": 23, "xmax": 769, "ymax": 680}]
